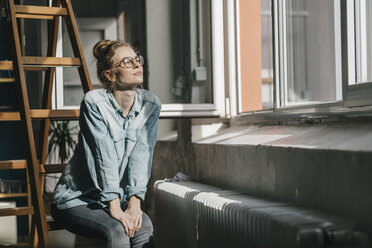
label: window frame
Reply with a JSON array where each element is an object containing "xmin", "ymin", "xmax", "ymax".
[
  {"xmin": 343, "ymin": 0, "xmax": 372, "ymax": 108},
  {"xmin": 51, "ymin": 1, "xmax": 227, "ymax": 117},
  {"xmin": 160, "ymin": 0, "xmax": 226, "ymax": 118},
  {"xmin": 239, "ymin": 0, "xmax": 372, "ymax": 117},
  {"xmin": 52, "ymin": 17, "xmax": 119, "ymax": 110}
]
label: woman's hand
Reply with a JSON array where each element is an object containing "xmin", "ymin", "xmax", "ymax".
[{"xmin": 109, "ymin": 196, "xmax": 142, "ymax": 237}]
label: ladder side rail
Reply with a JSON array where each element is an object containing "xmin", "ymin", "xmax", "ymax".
[
  {"xmin": 62, "ymin": 0, "xmax": 93, "ymax": 93},
  {"xmin": 6, "ymin": 0, "xmax": 49, "ymax": 247},
  {"xmin": 32, "ymin": 1, "xmax": 61, "ymax": 245},
  {"xmin": 38, "ymin": 0, "xmax": 61, "ymax": 168}
]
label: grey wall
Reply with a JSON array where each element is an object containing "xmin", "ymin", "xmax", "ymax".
[{"xmin": 146, "ymin": 118, "xmax": 372, "ymax": 242}]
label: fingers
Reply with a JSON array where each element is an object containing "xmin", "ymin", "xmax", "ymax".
[
  {"xmin": 135, "ymin": 214, "xmax": 142, "ymax": 232},
  {"xmin": 120, "ymin": 210, "xmax": 143, "ymax": 237},
  {"xmin": 129, "ymin": 220, "xmax": 135, "ymax": 237},
  {"xmin": 123, "ymin": 218, "xmax": 135, "ymax": 237},
  {"xmin": 122, "ymin": 219, "xmax": 130, "ymax": 237}
]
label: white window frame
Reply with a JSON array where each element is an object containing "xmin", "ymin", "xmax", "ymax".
[
  {"xmin": 52, "ymin": 17, "xmax": 119, "ymax": 110},
  {"xmin": 274, "ymin": 0, "xmax": 343, "ymax": 108},
  {"xmin": 241, "ymin": 0, "xmax": 372, "ymax": 115},
  {"xmin": 160, "ymin": 0, "xmax": 226, "ymax": 118},
  {"xmin": 343, "ymin": 0, "xmax": 372, "ymax": 107}
]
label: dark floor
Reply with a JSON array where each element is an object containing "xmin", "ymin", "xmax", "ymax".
[{"xmin": 49, "ymin": 230, "xmax": 106, "ymax": 248}]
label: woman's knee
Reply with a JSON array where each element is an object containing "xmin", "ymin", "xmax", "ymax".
[
  {"xmin": 105, "ymin": 221, "xmax": 127, "ymax": 239},
  {"xmin": 140, "ymin": 213, "xmax": 154, "ymax": 233},
  {"xmin": 105, "ymin": 221, "xmax": 130, "ymax": 247}
]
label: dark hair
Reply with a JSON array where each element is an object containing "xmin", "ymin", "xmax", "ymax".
[{"xmin": 93, "ymin": 40, "xmax": 133, "ymax": 91}]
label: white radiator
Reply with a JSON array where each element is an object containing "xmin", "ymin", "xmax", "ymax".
[{"xmin": 154, "ymin": 181, "xmax": 368, "ymax": 248}]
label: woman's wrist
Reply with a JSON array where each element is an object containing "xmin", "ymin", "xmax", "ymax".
[
  {"xmin": 128, "ymin": 195, "xmax": 141, "ymax": 209},
  {"xmin": 109, "ymin": 197, "xmax": 123, "ymax": 217}
]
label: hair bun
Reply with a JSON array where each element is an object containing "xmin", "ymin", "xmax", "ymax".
[{"xmin": 93, "ymin": 40, "xmax": 116, "ymax": 60}]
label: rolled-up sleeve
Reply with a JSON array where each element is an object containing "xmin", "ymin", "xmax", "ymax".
[
  {"xmin": 125, "ymin": 106, "xmax": 161, "ymax": 200},
  {"xmin": 79, "ymin": 99, "xmax": 123, "ymax": 204}
]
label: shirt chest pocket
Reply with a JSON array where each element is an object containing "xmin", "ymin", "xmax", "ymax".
[
  {"xmin": 124, "ymin": 130, "xmax": 138, "ymax": 158},
  {"xmin": 111, "ymin": 130, "xmax": 138, "ymax": 160}
]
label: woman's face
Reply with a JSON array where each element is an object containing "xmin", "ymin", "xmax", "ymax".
[{"xmin": 109, "ymin": 46, "xmax": 143, "ymax": 90}]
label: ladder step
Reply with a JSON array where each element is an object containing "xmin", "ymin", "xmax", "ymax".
[
  {"xmin": 0, "ymin": 61, "xmax": 12, "ymax": 70},
  {"xmin": 0, "ymin": 78, "xmax": 15, "ymax": 83},
  {"xmin": 0, "ymin": 59, "xmax": 76, "ymax": 71},
  {"xmin": 0, "ymin": 160, "xmax": 27, "ymax": 170},
  {"xmin": 15, "ymin": 5, "xmax": 68, "ymax": 20},
  {"xmin": 0, "ymin": 109, "xmax": 80, "ymax": 121},
  {"xmin": 0, "ymin": 243, "xmax": 29, "ymax": 247},
  {"xmin": 0, "ymin": 160, "xmax": 67, "ymax": 173},
  {"xmin": 0, "ymin": 206, "xmax": 34, "ymax": 217},
  {"xmin": 42, "ymin": 163, "xmax": 67, "ymax": 174},
  {"xmin": 23, "ymin": 56, "xmax": 81, "ymax": 67}
]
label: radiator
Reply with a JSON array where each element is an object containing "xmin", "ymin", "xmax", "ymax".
[{"xmin": 154, "ymin": 180, "xmax": 369, "ymax": 248}]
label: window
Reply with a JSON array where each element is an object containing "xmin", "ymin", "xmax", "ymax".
[
  {"xmin": 276, "ymin": 0, "xmax": 342, "ymax": 107},
  {"xmin": 235, "ymin": 0, "xmax": 372, "ymax": 114},
  {"xmin": 261, "ymin": 0, "xmax": 274, "ymax": 110},
  {"xmin": 50, "ymin": 0, "xmax": 372, "ymax": 118},
  {"xmin": 52, "ymin": 0, "xmax": 125, "ymax": 109},
  {"xmin": 343, "ymin": 0, "xmax": 372, "ymax": 107},
  {"xmin": 52, "ymin": 0, "xmax": 226, "ymax": 118},
  {"xmin": 146, "ymin": 0, "xmax": 225, "ymax": 117},
  {"xmin": 354, "ymin": 0, "xmax": 372, "ymax": 84}
]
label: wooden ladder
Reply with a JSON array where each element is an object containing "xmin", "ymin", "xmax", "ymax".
[{"xmin": 0, "ymin": 0, "xmax": 92, "ymax": 247}]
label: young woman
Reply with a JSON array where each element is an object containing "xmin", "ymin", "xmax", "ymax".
[{"xmin": 51, "ymin": 40, "xmax": 160, "ymax": 248}]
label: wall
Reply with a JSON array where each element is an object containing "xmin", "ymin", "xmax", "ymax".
[{"xmin": 147, "ymin": 118, "xmax": 372, "ymax": 242}]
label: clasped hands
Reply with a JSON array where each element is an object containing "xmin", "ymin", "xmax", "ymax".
[{"xmin": 109, "ymin": 196, "xmax": 142, "ymax": 238}]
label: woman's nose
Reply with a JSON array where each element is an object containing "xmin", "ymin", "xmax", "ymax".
[{"xmin": 132, "ymin": 60, "xmax": 140, "ymax": 68}]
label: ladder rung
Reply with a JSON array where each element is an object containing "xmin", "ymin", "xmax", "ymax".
[
  {"xmin": 23, "ymin": 57, "xmax": 81, "ymax": 67},
  {"xmin": 24, "ymin": 66, "xmax": 49, "ymax": 71},
  {"xmin": 0, "ymin": 61, "xmax": 12, "ymax": 70},
  {"xmin": 0, "ymin": 78, "xmax": 15, "ymax": 83},
  {"xmin": 1, "ymin": 60, "xmax": 66, "ymax": 71},
  {"xmin": 0, "ymin": 206, "xmax": 34, "ymax": 217},
  {"xmin": 15, "ymin": 5, "xmax": 68, "ymax": 18},
  {"xmin": 0, "ymin": 160, "xmax": 27, "ymax": 170},
  {"xmin": 0, "ymin": 112, "xmax": 20, "ymax": 121},
  {"xmin": 0, "ymin": 109, "xmax": 80, "ymax": 121},
  {"xmin": 32, "ymin": 109, "xmax": 80, "ymax": 119},
  {"xmin": 16, "ymin": 13, "xmax": 54, "ymax": 20},
  {"xmin": 42, "ymin": 163, "xmax": 67, "ymax": 174},
  {"xmin": 0, "ymin": 243, "xmax": 29, "ymax": 247}
]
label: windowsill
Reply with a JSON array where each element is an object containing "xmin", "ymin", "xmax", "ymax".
[
  {"xmin": 233, "ymin": 101, "xmax": 372, "ymax": 126},
  {"xmin": 158, "ymin": 112, "xmax": 372, "ymax": 153},
  {"xmin": 190, "ymin": 120, "xmax": 372, "ymax": 152}
]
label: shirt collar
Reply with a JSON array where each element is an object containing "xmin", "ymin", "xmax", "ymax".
[{"xmin": 106, "ymin": 89, "xmax": 141, "ymax": 118}]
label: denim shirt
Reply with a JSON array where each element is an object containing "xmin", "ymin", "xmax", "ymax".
[{"xmin": 52, "ymin": 88, "xmax": 161, "ymax": 210}]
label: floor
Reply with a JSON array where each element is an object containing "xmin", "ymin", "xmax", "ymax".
[{"xmin": 49, "ymin": 230, "xmax": 106, "ymax": 248}]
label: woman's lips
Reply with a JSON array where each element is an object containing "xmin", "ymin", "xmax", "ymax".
[{"xmin": 133, "ymin": 71, "xmax": 142, "ymax": 76}]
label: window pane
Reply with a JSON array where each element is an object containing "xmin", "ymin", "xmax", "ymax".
[
  {"xmin": 146, "ymin": 0, "xmax": 213, "ymax": 104},
  {"xmin": 60, "ymin": 0, "xmax": 128, "ymax": 107},
  {"xmin": 261, "ymin": 0, "xmax": 274, "ymax": 109},
  {"xmin": 63, "ymin": 28, "xmax": 104, "ymax": 106},
  {"xmin": 355, "ymin": 0, "xmax": 372, "ymax": 83},
  {"xmin": 282, "ymin": 0, "xmax": 341, "ymax": 105}
]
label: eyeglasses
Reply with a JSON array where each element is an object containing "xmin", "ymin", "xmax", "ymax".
[{"xmin": 112, "ymin": 55, "xmax": 144, "ymax": 69}]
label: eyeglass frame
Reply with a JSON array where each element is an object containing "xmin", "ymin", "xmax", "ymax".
[{"xmin": 111, "ymin": 55, "xmax": 145, "ymax": 69}]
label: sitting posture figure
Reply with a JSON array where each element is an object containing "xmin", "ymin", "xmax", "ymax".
[{"xmin": 51, "ymin": 40, "xmax": 160, "ymax": 248}]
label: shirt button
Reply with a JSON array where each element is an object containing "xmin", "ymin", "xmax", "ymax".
[{"xmin": 133, "ymin": 137, "xmax": 136, "ymax": 141}]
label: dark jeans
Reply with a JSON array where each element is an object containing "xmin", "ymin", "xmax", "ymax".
[{"xmin": 50, "ymin": 202, "xmax": 154, "ymax": 248}]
